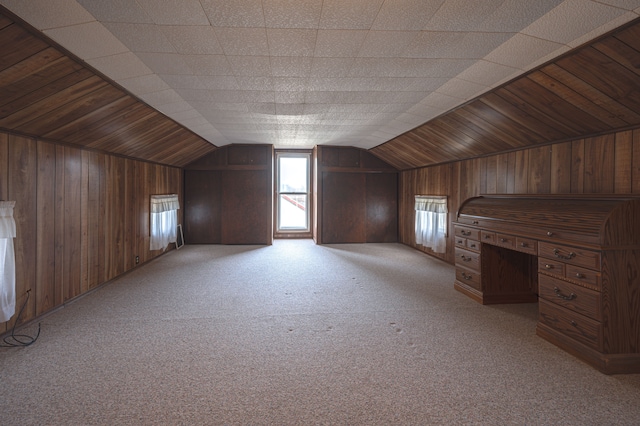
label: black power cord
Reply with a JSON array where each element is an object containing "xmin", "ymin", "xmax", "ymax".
[{"xmin": 1, "ymin": 289, "xmax": 40, "ymax": 347}]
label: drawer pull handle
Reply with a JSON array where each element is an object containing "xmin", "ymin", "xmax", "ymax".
[
  {"xmin": 547, "ymin": 231, "xmax": 554, "ymax": 236},
  {"xmin": 545, "ymin": 264, "xmax": 553, "ymax": 269},
  {"xmin": 571, "ymin": 320, "xmax": 578, "ymax": 327},
  {"xmin": 469, "ymin": 244, "xmax": 476, "ymax": 248},
  {"xmin": 554, "ymin": 287, "xmax": 576, "ymax": 301},
  {"xmin": 461, "ymin": 230, "xmax": 471, "ymax": 236},
  {"xmin": 520, "ymin": 242, "xmax": 527, "ymax": 247},
  {"xmin": 461, "ymin": 272, "xmax": 472, "ymax": 280},
  {"xmin": 485, "ymin": 235, "xmax": 491, "ymax": 239},
  {"xmin": 553, "ymin": 249, "xmax": 575, "ymax": 260},
  {"xmin": 575, "ymin": 273, "xmax": 584, "ymax": 279},
  {"xmin": 460, "ymin": 255, "xmax": 472, "ymax": 262},
  {"xmin": 472, "ymin": 221, "xmax": 479, "ymax": 225},
  {"xmin": 500, "ymin": 238, "xmax": 506, "ymax": 242}
]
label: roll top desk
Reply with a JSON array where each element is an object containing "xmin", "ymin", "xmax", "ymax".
[{"xmin": 453, "ymin": 195, "xmax": 640, "ymax": 374}]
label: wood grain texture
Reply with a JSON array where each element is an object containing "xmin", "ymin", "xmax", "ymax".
[
  {"xmin": 0, "ymin": 13, "xmax": 215, "ymax": 167},
  {"xmin": 0, "ymin": 129, "xmax": 183, "ymax": 327}
]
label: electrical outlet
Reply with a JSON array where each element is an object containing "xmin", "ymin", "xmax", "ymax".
[{"xmin": 135, "ymin": 256, "xmax": 139, "ymax": 264}]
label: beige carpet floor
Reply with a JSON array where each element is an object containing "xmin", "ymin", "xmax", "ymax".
[{"xmin": 1, "ymin": 240, "xmax": 639, "ymax": 425}]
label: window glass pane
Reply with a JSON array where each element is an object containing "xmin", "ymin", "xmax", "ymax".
[
  {"xmin": 279, "ymin": 157, "xmax": 308, "ymax": 193},
  {"xmin": 278, "ymin": 194, "xmax": 307, "ymax": 229}
]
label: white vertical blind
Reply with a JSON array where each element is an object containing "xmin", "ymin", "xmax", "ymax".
[
  {"xmin": 415, "ymin": 196, "xmax": 448, "ymax": 254},
  {"xmin": 150, "ymin": 194, "xmax": 179, "ymax": 251},
  {"xmin": 0, "ymin": 201, "xmax": 16, "ymax": 322}
]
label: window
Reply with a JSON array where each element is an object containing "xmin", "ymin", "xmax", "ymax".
[
  {"xmin": 275, "ymin": 151, "xmax": 311, "ymax": 235},
  {"xmin": 415, "ymin": 196, "xmax": 448, "ymax": 253},
  {"xmin": 0, "ymin": 201, "xmax": 16, "ymax": 323},
  {"xmin": 150, "ymin": 194, "xmax": 180, "ymax": 251}
]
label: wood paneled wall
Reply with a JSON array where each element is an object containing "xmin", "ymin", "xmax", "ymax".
[
  {"xmin": 399, "ymin": 128, "xmax": 640, "ymax": 264},
  {"xmin": 0, "ymin": 130, "xmax": 182, "ymax": 331},
  {"xmin": 316, "ymin": 146, "xmax": 398, "ymax": 244},
  {"xmin": 184, "ymin": 144, "xmax": 273, "ymax": 245}
]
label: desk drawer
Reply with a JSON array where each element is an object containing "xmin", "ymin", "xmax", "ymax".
[
  {"xmin": 565, "ymin": 265, "xmax": 601, "ymax": 291},
  {"xmin": 538, "ymin": 275, "xmax": 601, "ymax": 321},
  {"xmin": 538, "ymin": 242, "xmax": 601, "ymax": 270},
  {"xmin": 495, "ymin": 233, "xmax": 516, "ymax": 250},
  {"xmin": 539, "ymin": 299, "xmax": 601, "ymax": 351},
  {"xmin": 454, "ymin": 225, "xmax": 480, "ymax": 241},
  {"xmin": 516, "ymin": 236, "xmax": 537, "ymax": 255},
  {"xmin": 455, "ymin": 247, "xmax": 481, "ymax": 271},
  {"xmin": 455, "ymin": 268, "xmax": 481, "ymax": 291},
  {"xmin": 538, "ymin": 258, "xmax": 565, "ymax": 277}
]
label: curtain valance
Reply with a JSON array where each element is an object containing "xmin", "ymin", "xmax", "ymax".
[
  {"xmin": 414, "ymin": 196, "xmax": 448, "ymax": 214},
  {"xmin": 150, "ymin": 194, "xmax": 180, "ymax": 213}
]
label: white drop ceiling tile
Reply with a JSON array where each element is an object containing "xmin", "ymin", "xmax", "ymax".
[
  {"xmin": 226, "ymin": 56, "xmax": 271, "ymax": 77},
  {"xmin": 102, "ymin": 22, "xmax": 175, "ymax": 53},
  {"xmin": 567, "ymin": 11, "xmax": 638, "ymax": 47},
  {"xmin": 175, "ymin": 88, "xmax": 217, "ymax": 102},
  {"xmin": 198, "ymin": 75, "xmax": 240, "ymax": 90},
  {"xmin": 270, "ymin": 57, "xmax": 313, "ymax": 77},
  {"xmin": 135, "ymin": 0, "xmax": 208, "ymax": 25},
  {"xmin": 275, "ymin": 91, "xmax": 306, "ymax": 103},
  {"xmin": 43, "ymin": 21, "xmax": 128, "ymax": 60},
  {"xmin": 263, "ymin": 0, "xmax": 322, "ymax": 28},
  {"xmin": 315, "ymin": 30, "xmax": 368, "ymax": 57},
  {"xmin": 160, "ymin": 26, "xmax": 223, "ymax": 55},
  {"xmin": 1, "ymin": 0, "xmax": 94, "ymax": 29},
  {"xmin": 406, "ymin": 102, "xmax": 447, "ymax": 117},
  {"xmin": 154, "ymin": 100, "xmax": 194, "ymax": 115},
  {"xmin": 236, "ymin": 76, "xmax": 275, "ymax": 91},
  {"xmin": 157, "ymin": 74, "xmax": 204, "ymax": 90},
  {"xmin": 319, "ymin": 0, "xmax": 384, "ymax": 29},
  {"xmin": 404, "ymin": 77, "xmax": 450, "ymax": 92},
  {"xmin": 522, "ymin": 0, "xmax": 629, "ymax": 44},
  {"xmin": 304, "ymin": 91, "xmax": 336, "ymax": 104},
  {"xmin": 118, "ymin": 74, "xmax": 170, "ymax": 94},
  {"xmin": 483, "ymin": 33, "xmax": 565, "ymax": 70},
  {"xmin": 184, "ymin": 54, "xmax": 232, "ymax": 76},
  {"xmin": 474, "ymin": 0, "xmax": 564, "ymax": 33},
  {"xmin": 176, "ymin": 116, "xmax": 210, "ymax": 128},
  {"xmin": 276, "ymin": 103, "xmax": 305, "ymax": 116},
  {"xmin": 357, "ymin": 31, "xmax": 420, "ymax": 58},
  {"xmin": 267, "ymin": 29, "xmax": 317, "ymax": 57},
  {"xmin": 371, "ymin": 0, "xmax": 445, "ymax": 31},
  {"xmin": 425, "ymin": 0, "xmax": 505, "ymax": 31},
  {"xmin": 215, "ymin": 28, "xmax": 269, "ymax": 56},
  {"xmin": 455, "ymin": 60, "xmax": 520, "ymax": 87},
  {"xmin": 310, "ymin": 58, "xmax": 355, "ymax": 77},
  {"xmin": 351, "ymin": 58, "xmax": 476, "ymax": 78},
  {"xmin": 76, "ymin": 0, "xmax": 153, "ymax": 24},
  {"xmin": 273, "ymin": 77, "xmax": 307, "ymax": 91},
  {"xmin": 168, "ymin": 108, "xmax": 203, "ymax": 121},
  {"xmin": 435, "ymin": 78, "xmax": 489, "ymax": 101},
  {"xmin": 200, "ymin": 0, "xmax": 265, "ymax": 27},
  {"xmin": 139, "ymin": 89, "xmax": 183, "ymax": 106},
  {"xmin": 86, "ymin": 52, "xmax": 153, "ymax": 80},
  {"xmin": 419, "ymin": 91, "xmax": 465, "ymax": 110},
  {"xmin": 404, "ymin": 31, "xmax": 514, "ymax": 59},
  {"xmin": 248, "ymin": 103, "xmax": 277, "ymax": 114},
  {"xmin": 135, "ymin": 52, "xmax": 194, "ymax": 75}
]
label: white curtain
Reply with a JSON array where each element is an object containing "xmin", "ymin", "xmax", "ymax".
[
  {"xmin": 415, "ymin": 196, "xmax": 448, "ymax": 254},
  {"xmin": 150, "ymin": 194, "xmax": 179, "ymax": 251},
  {"xmin": 0, "ymin": 201, "xmax": 16, "ymax": 323}
]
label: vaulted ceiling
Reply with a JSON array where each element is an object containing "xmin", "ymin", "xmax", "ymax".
[{"xmin": 1, "ymin": 1, "xmax": 640, "ymax": 169}]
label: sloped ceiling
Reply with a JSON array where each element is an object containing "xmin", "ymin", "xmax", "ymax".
[{"xmin": 1, "ymin": 1, "xmax": 640, "ymax": 169}]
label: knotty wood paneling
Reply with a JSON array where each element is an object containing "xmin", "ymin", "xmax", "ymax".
[
  {"xmin": 372, "ymin": 19, "xmax": 640, "ymax": 170},
  {"xmin": 399, "ymin": 127, "xmax": 640, "ymax": 266},
  {"xmin": 0, "ymin": 129, "xmax": 183, "ymax": 329},
  {"xmin": 0, "ymin": 11, "xmax": 215, "ymax": 168}
]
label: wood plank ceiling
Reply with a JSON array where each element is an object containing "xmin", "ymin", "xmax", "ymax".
[
  {"xmin": 0, "ymin": 10, "xmax": 216, "ymax": 167},
  {"xmin": 370, "ymin": 18, "xmax": 640, "ymax": 170},
  {"xmin": 0, "ymin": 4, "xmax": 639, "ymax": 170}
]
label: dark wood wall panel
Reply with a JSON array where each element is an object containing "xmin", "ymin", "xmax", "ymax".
[
  {"xmin": 183, "ymin": 145, "xmax": 273, "ymax": 245},
  {"xmin": 316, "ymin": 146, "xmax": 398, "ymax": 244},
  {"xmin": 0, "ymin": 130, "xmax": 182, "ymax": 331},
  {"xmin": 399, "ymin": 127, "xmax": 640, "ymax": 265}
]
